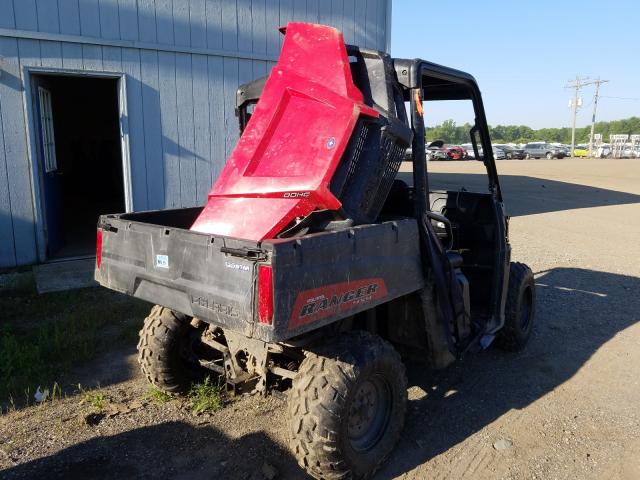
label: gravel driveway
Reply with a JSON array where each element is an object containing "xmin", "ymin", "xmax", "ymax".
[{"xmin": 2, "ymin": 158, "xmax": 639, "ymax": 480}]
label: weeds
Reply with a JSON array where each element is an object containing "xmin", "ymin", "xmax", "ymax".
[
  {"xmin": 51, "ymin": 382, "xmax": 62, "ymax": 402},
  {"xmin": 78, "ymin": 384, "xmax": 107, "ymax": 412},
  {"xmin": 146, "ymin": 387, "xmax": 172, "ymax": 404},
  {"xmin": 188, "ymin": 377, "xmax": 224, "ymax": 414},
  {"xmin": 7, "ymin": 395, "xmax": 16, "ymax": 414}
]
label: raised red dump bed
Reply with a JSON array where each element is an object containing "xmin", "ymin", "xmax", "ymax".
[{"xmin": 191, "ymin": 22, "xmax": 410, "ymax": 241}]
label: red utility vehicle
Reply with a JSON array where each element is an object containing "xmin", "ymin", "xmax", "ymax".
[{"xmin": 95, "ymin": 23, "xmax": 535, "ymax": 479}]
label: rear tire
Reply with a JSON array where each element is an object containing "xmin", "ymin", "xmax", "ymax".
[
  {"xmin": 137, "ymin": 305, "xmax": 205, "ymax": 394},
  {"xmin": 287, "ymin": 331, "xmax": 407, "ymax": 479},
  {"xmin": 496, "ymin": 262, "xmax": 536, "ymax": 351}
]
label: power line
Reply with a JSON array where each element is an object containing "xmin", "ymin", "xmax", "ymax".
[{"xmin": 600, "ymin": 95, "xmax": 640, "ymax": 101}]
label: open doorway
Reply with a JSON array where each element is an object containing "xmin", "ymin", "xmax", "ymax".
[{"xmin": 32, "ymin": 74, "xmax": 126, "ymax": 259}]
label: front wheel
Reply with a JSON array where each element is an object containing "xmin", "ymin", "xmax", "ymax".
[
  {"xmin": 288, "ymin": 331, "xmax": 407, "ymax": 479},
  {"xmin": 496, "ymin": 262, "xmax": 536, "ymax": 351}
]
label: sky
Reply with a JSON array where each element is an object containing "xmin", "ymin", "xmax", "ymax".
[{"xmin": 390, "ymin": 0, "xmax": 640, "ymax": 129}]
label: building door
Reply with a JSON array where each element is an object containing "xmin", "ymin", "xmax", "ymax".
[
  {"xmin": 32, "ymin": 74, "xmax": 126, "ymax": 259},
  {"xmin": 33, "ymin": 75, "xmax": 64, "ymax": 254}
]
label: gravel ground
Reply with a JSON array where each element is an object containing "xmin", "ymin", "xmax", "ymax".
[{"xmin": 1, "ymin": 158, "xmax": 639, "ymax": 480}]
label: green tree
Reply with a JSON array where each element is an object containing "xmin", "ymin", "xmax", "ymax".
[{"xmin": 425, "ymin": 117, "xmax": 640, "ymax": 145}]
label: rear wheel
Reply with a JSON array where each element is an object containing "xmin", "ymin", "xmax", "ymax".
[
  {"xmin": 496, "ymin": 262, "xmax": 536, "ymax": 351},
  {"xmin": 137, "ymin": 305, "xmax": 207, "ymax": 394},
  {"xmin": 287, "ymin": 331, "xmax": 407, "ymax": 479}
]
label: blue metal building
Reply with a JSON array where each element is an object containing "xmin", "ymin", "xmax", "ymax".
[{"xmin": 0, "ymin": 0, "xmax": 391, "ymax": 268}]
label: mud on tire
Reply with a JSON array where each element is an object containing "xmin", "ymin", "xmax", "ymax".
[
  {"xmin": 287, "ymin": 331, "xmax": 407, "ymax": 479},
  {"xmin": 496, "ymin": 262, "xmax": 536, "ymax": 351},
  {"xmin": 137, "ymin": 305, "xmax": 205, "ymax": 394}
]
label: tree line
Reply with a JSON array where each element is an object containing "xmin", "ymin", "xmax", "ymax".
[{"xmin": 425, "ymin": 117, "xmax": 640, "ymax": 145}]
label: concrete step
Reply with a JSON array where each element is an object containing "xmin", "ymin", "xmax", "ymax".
[{"xmin": 33, "ymin": 258, "xmax": 97, "ymax": 293}]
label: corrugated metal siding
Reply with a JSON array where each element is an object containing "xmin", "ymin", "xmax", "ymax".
[{"xmin": 0, "ymin": 0, "xmax": 391, "ymax": 267}]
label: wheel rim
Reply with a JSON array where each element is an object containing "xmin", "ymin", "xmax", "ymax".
[
  {"xmin": 347, "ymin": 374, "xmax": 392, "ymax": 452},
  {"xmin": 520, "ymin": 286, "xmax": 533, "ymax": 330}
]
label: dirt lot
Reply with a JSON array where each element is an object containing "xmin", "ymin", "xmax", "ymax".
[{"xmin": 1, "ymin": 158, "xmax": 639, "ymax": 479}]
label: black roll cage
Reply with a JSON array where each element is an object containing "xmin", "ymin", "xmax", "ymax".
[
  {"xmin": 394, "ymin": 58, "xmax": 509, "ymax": 335},
  {"xmin": 393, "ymin": 58, "xmax": 502, "ymax": 216}
]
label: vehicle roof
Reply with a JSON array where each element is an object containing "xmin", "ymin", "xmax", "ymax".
[{"xmin": 392, "ymin": 57, "xmax": 479, "ymax": 100}]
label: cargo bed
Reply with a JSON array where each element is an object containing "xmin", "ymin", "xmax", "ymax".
[{"xmin": 95, "ymin": 208, "xmax": 425, "ymax": 343}]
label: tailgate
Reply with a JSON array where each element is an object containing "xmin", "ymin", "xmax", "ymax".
[
  {"xmin": 95, "ymin": 213, "xmax": 268, "ymax": 336},
  {"xmin": 266, "ymin": 218, "xmax": 425, "ymax": 341}
]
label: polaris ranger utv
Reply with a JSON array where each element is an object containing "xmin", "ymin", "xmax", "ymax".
[{"xmin": 95, "ymin": 23, "xmax": 535, "ymax": 479}]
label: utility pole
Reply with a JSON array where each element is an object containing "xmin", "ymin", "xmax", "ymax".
[
  {"xmin": 566, "ymin": 75, "xmax": 591, "ymax": 158},
  {"xmin": 588, "ymin": 79, "xmax": 609, "ymax": 156}
]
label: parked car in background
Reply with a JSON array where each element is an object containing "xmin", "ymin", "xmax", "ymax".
[
  {"xmin": 428, "ymin": 149, "xmax": 448, "ymax": 160},
  {"xmin": 622, "ymin": 145, "xmax": 637, "ymax": 158},
  {"xmin": 446, "ymin": 146, "xmax": 466, "ymax": 160},
  {"xmin": 493, "ymin": 147, "xmax": 506, "ymax": 160},
  {"xmin": 425, "ymin": 140, "xmax": 447, "ymax": 161},
  {"xmin": 425, "ymin": 144, "xmax": 469, "ymax": 161},
  {"xmin": 494, "ymin": 144, "xmax": 526, "ymax": 159},
  {"xmin": 404, "ymin": 146, "xmax": 413, "ymax": 161},
  {"xmin": 573, "ymin": 145, "xmax": 589, "ymax": 157},
  {"xmin": 460, "ymin": 143, "xmax": 476, "ymax": 159},
  {"xmin": 523, "ymin": 142, "xmax": 566, "ymax": 159},
  {"xmin": 596, "ymin": 144, "xmax": 611, "ymax": 158}
]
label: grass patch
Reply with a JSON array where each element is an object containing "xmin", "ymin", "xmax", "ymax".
[
  {"xmin": 189, "ymin": 377, "xmax": 224, "ymax": 414},
  {"xmin": 0, "ymin": 287, "xmax": 149, "ymax": 406},
  {"xmin": 0, "ymin": 270, "xmax": 36, "ymax": 297},
  {"xmin": 146, "ymin": 387, "xmax": 173, "ymax": 404},
  {"xmin": 79, "ymin": 385, "xmax": 108, "ymax": 412}
]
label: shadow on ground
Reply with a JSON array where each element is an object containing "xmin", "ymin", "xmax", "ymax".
[
  {"xmin": 1, "ymin": 420, "xmax": 303, "ymax": 480},
  {"xmin": 397, "ymin": 171, "xmax": 640, "ymax": 217},
  {"xmin": 376, "ymin": 266, "xmax": 640, "ymax": 478}
]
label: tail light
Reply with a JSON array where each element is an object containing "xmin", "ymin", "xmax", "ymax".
[
  {"xmin": 258, "ymin": 265, "xmax": 274, "ymax": 325},
  {"xmin": 96, "ymin": 229, "xmax": 103, "ymax": 269}
]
